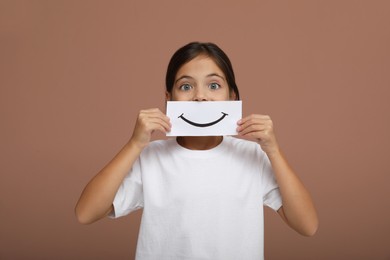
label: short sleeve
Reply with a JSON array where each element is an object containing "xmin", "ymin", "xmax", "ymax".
[
  {"xmin": 108, "ymin": 158, "xmax": 144, "ymax": 218},
  {"xmin": 261, "ymin": 152, "xmax": 283, "ymax": 211}
]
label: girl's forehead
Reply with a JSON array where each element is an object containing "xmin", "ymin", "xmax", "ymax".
[{"xmin": 176, "ymin": 55, "xmax": 225, "ymax": 78}]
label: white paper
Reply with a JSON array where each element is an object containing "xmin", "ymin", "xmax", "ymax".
[{"xmin": 166, "ymin": 101, "xmax": 242, "ymax": 136}]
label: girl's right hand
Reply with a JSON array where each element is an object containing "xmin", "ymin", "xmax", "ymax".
[{"xmin": 129, "ymin": 108, "xmax": 171, "ymax": 149}]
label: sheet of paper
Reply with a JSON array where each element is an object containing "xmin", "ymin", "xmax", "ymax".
[{"xmin": 166, "ymin": 101, "xmax": 242, "ymax": 136}]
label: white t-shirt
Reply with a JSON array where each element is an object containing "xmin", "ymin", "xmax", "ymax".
[{"xmin": 110, "ymin": 136, "xmax": 282, "ymax": 260}]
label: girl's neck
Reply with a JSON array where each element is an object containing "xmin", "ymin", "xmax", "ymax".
[{"xmin": 176, "ymin": 136, "xmax": 223, "ymax": 150}]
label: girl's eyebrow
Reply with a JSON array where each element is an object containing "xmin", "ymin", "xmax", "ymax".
[
  {"xmin": 206, "ymin": 73, "xmax": 226, "ymax": 82},
  {"xmin": 175, "ymin": 73, "xmax": 226, "ymax": 84},
  {"xmin": 175, "ymin": 75, "xmax": 193, "ymax": 84}
]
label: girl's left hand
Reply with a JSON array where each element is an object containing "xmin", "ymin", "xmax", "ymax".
[{"xmin": 237, "ymin": 114, "xmax": 280, "ymax": 156}]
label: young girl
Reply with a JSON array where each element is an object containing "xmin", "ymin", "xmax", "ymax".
[{"xmin": 75, "ymin": 42, "xmax": 318, "ymax": 260}]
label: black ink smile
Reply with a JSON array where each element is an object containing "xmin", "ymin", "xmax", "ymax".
[{"xmin": 178, "ymin": 112, "xmax": 228, "ymax": 127}]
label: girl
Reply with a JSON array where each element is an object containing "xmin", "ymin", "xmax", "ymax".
[{"xmin": 75, "ymin": 42, "xmax": 318, "ymax": 260}]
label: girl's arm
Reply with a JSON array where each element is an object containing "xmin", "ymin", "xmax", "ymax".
[
  {"xmin": 237, "ymin": 114, "xmax": 318, "ymax": 236},
  {"xmin": 75, "ymin": 108, "xmax": 171, "ymax": 224}
]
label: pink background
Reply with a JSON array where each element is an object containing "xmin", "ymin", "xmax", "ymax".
[{"xmin": 1, "ymin": 1, "xmax": 389, "ymax": 259}]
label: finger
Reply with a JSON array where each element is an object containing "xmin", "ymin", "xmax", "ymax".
[
  {"xmin": 144, "ymin": 114, "xmax": 171, "ymax": 127},
  {"xmin": 154, "ymin": 118, "xmax": 171, "ymax": 132},
  {"xmin": 140, "ymin": 108, "xmax": 162, "ymax": 114},
  {"xmin": 147, "ymin": 112, "xmax": 171, "ymax": 125},
  {"xmin": 145, "ymin": 118, "xmax": 171, "ymax": 132},
  {"xmin": 238, "ymin": 124, "xmax": 267, "ymax": 136},
  {"xmin": 139, "ymin": 111, "xmax": 171, "ymax": 125},
  {"xmin": 140, "ymin": 109, "xmax": 170, "ymax": 120},
  {"xmin": 239, "ymin": 131, "xmax": 265, "ymax": 139},
  {"xmin": 237, "ymin": 119, "xmax": 270, "ymax": 131},
  {"xmin": 239, "ymin": 126, "xmax": 273, "ymax": 139},
  {"xmin": 151, "ymin": 123, "xmax": 169, "ymax": 134},
  {"xmin": 238, "ymin": 121, "xmax": 273, "ymax": 136},
  {"xmin": 238, "ymin": 114, "xmax": 271, "ymax": 125},
  {"xmin": 140, "ymin": 109, "xmax": 171, "ymax": 124}
]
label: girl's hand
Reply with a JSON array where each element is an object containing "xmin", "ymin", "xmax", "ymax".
[
  {"xmin": 129, "ymin": 108, "xmax": 171, "ymax": 149},
  {"xmin": 237, "ymin": 114, "xmax": 279, "ymax": 156}
]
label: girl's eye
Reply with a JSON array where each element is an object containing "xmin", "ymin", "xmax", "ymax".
[
  {"xmin": 209, "ymin": 83, "xmax": 221, "ymax": 90},
  {"xmin": 179, "ymin": 84, "xmax": 192, "ymax": 91}
]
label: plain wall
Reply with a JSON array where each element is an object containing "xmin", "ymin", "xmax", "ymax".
[{"xmin": 1, "ymin": 1, "xmax": 389, "ymax": 259}]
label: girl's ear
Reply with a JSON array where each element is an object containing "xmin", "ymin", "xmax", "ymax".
[
  {"xmin": 165, "ymin": 91, "xmax": 171, "ymax": 101},
  {"xmin": 229, "ymin": 91, "xmax": 237, "ymax": 101}
]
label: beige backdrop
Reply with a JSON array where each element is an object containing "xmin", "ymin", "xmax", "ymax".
[{"xmin": 1, "ymin": 1, "xmax": 389, "ymax": 259}]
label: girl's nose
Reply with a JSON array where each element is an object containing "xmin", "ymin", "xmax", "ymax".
[{"xmin": 193, "ymin": 88, "xmax": 207, "ymax": 101}]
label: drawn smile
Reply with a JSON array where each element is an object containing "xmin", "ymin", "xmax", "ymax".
[{"xmin": 178, "ymin": 112, "xmax": 228, "ymax": 127}]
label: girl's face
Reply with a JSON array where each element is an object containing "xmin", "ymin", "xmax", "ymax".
[{"xmin": 166, "ymin": 55, "xmax": 236, "ymax": 101}]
